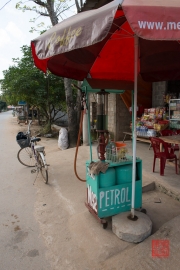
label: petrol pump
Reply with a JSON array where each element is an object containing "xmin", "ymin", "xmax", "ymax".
[
  {"xmin": 74, "ymin": 80, "xmax": 142, "ymax": 229},
  {"xmin": 96, "ymin": 89, "xmax": 109, "ymax": 161}
]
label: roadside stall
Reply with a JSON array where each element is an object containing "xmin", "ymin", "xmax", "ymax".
[
  {"xmin": 31, "ymin": 0, "xmax": 180, "ymax": 234},
  {"xmin": 80, "ymin": 81, "xmax": 142, "ymax": 227},
  {"xmin": 136, "ymin": 107, "xmax": 169, "ymax": 135},
  {"xmin": 125, "ymin": 107, "xmax": 169, "ymax": 148}
]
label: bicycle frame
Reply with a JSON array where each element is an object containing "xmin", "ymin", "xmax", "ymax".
[
  {"xmin": 29, "ymin": 135, "xmax": 48, "ymax": 185},
  {"xmin": 27, "ymin": 120, "xmax": 32, "ymax": 134},
  {"xmin": 38, "ymin": 152, "xmax": 48, "ymax": 169},
  {"xmin": 30, "ymin": 140, "xmax": 38, "ymax": 164},
  {"xmin": 27, "ymin": 120, "xmax": 40, "ymax": 164},
  {"xmin": 17, "ymin": 120, "xmax": 49, "ymax": 184}
]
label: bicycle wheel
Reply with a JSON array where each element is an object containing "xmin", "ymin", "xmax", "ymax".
[
  {"xmin": 17, "ymin": 147, "xmax": 36, "ymax": 167},
  {"xmin": 38, "ymin": 153, "xmax": 48, "ymax": 184}
]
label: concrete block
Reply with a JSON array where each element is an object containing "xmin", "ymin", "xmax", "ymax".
[
  {"xmin": 112, "ymin": 211, "xmax": 152, "ymax": 243},
  {"xmin": 142, "ymin": 182, "xmax": 155, "ymax": 193}
]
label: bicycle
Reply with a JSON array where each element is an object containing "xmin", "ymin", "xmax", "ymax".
[{"xmin": 16, "ymin": 120, "xmax": 49, "ymax": 184}]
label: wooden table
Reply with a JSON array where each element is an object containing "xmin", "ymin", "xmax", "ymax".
[
  {"xmin": 123, "ymin": 132, "xmax": 132, "ymax": 142},
  {"xmin": 123, "ymin": 132, "xmax": 152, "ymax": 149},
  {"xmin": 160, "ymin": 135, "xmax": 180, "ymax": 161}
]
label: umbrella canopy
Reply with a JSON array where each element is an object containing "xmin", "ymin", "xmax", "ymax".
[{"xmin": 31, "ymin": 0, "xmax": 180, "ymax": 89}]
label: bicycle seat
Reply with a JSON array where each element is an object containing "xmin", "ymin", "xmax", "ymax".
[{"xmin": 31, "ymin": 137, "xmax": 41, "ymax": 143}]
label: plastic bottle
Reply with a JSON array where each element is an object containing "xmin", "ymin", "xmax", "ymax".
[
  {"xmin": 111, "ymin": 140, "xmax": 116, "ymax": 162},
  {"xmin": 105, "ymin": 139, "xmax": 112, "ymax": 160}
]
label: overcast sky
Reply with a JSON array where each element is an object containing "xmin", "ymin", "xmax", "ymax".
[{"xmin": 0, "ymin": 0, "xmax": 77, "ymax": 80}]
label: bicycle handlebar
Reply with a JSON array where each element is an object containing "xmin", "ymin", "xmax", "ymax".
[{"xmin": 27, "ymin": 120, "xmax": 32, "ymax": 135}]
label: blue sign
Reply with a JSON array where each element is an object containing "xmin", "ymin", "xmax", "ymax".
[{"xmin": 18, "ymin": 101, "xmax": 27, "ymax": 105}]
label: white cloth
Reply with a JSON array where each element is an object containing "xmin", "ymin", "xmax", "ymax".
[{"xmin": 58, "ymin": 128, "xmax": 69, "ymax": 150}]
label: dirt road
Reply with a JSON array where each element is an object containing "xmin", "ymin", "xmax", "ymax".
[
  {"xmin": 0, "ymin": 111, "xmax": 51, "ymax": 269},
  {"xmin": 2, "ymin": 111, "xmax": 180, "ymax": 270},
  {"xmin": 0, "ymin": 112, "xmax": 133, "ymax": 269}
]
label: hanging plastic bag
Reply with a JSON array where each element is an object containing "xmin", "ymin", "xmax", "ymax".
[{"xmin": 58, "ymin": 128, "xmax": 69, "ymax": 150}]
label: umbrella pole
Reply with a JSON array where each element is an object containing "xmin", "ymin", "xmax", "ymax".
[
  {"xmin": 86, "ymin": 91, "xmax": 93, "ymax": 162},
  {"xmin": 131, "ymin": 35, "xmax": 138, "ymax": 219}
]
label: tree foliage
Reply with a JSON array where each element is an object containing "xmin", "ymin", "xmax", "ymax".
[
  {"xmin": 2, "ymin": 45, "xmax": 66, "ymax": 124},
  {"xmin": 15, "ymin": 0, "xmax": 85, "ymax": 146},
  {"xmin": 16, "ymin": 0, "xmax": 77, "ymax": 32}
]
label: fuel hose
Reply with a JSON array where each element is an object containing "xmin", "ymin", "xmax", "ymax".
[{"xmin": 74, "ymin": 109, "xmax": 86, "ymax": 182}]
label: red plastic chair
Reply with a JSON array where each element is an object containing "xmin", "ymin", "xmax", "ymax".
[
  {"xmin": 160, "ymin": 129, "xmax": 179, "ymax": 153},
  {"xmin": 175, "ymin": 129, "xmax": 180, "ymax": 135},
  {"xmin": 160, "ymin": 130, "xmax": 173, "ymax": 136},
  {"xmin": 150, "ymin": 137, "xmax": 178, "ymax": 176}
]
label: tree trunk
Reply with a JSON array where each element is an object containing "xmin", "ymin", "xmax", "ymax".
[
  {"xmin": 23, "ymin": 0, "xmax": 85, "ymax": 145},
  {"xmin": 64, "ymin": 78, "xmax": 79, "ymax": 147},
  {"xmin": 47, "ymin": 76, "xmax": 52, "ymax": 127}
]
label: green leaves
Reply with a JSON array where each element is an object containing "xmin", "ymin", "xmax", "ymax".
[{"xmin": 2, "ymin": 45, "xmax": 66, "ymax": 122}]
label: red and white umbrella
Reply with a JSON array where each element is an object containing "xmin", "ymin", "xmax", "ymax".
[{"xmin": 31, "ymin": 0, "xmax": 180, "ymax": 85}]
